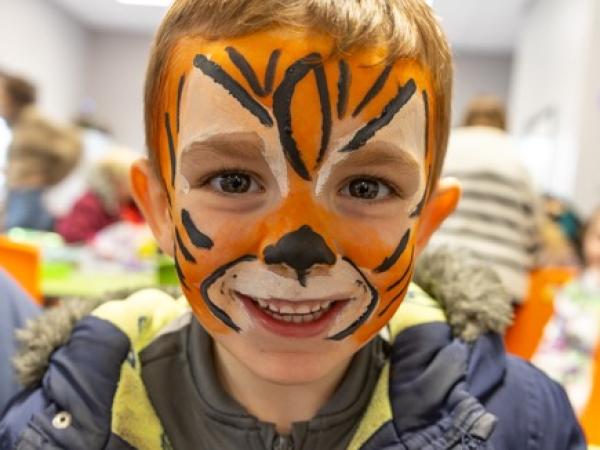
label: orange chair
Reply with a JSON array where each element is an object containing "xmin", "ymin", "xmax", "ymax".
[
  {"xmin": 0, "ymin": 236, "xmax": 42, "ymax": 304},
  {"xmin": 505, "ymin": 267, "xmax": 600, "ymax": 444}
]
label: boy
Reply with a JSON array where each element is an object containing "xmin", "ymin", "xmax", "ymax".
[{"xmin": 0, "ymin": 1, "xmax": 585, "ymax": 449}]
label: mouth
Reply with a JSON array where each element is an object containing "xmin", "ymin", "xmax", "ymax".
[{"xmin": 235, "ymin": 292, "xmax": 349, "ymax": 338}]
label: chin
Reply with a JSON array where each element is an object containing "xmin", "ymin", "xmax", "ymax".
[{"xmin": 215, "ymin": 330, "xmax": 361, "ymax": 386}]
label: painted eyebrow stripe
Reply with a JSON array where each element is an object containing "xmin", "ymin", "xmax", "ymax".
[
  {"xmin": 272, "ymin": 53, "xmax": 323, "ymax": 181},
  {"xmin": 181, "ymin": 209, "xmax": 214, "ymax": 250},
  {"xmin": 313, "ymin": 63, "xmax": 332, "ymax": 164},
  {"xmin": 337, "ymin": 59, "xmax": 351, "ymax": 119},
  {"xmin": 176, "ymin": 75, "xmax": 185, "ymax": 133},
  {"xmin": 263, "ymin": 50, "xmax": 281, "ymax": 96},
  {"xmin": 175, "ymin": 228, "xmax": 197, "ymax": 263},
  {"xmin": 352, "ymin": 64, "xmax": 393, "ymax": 117},
  {"xmin": 340, "ymin": 78, "xmax": 417, "ymax": 153},
  {"xmin": 165, "ymin": 112, "xmax": 176, "ymax": 188},
  {"xmin": 374, "ymin": 229, "xmax": 411, "ymax": 273},
  {"xmin": 328, "ymin": 257, "xmax": 379, "ymax": 341},
  {"xmin": 200, "ymin": 255, "xmax": 257, "ymax": 333},
  {"xmin": 193, "ymin": 54, "xmax": 274, "ymax": 127}
]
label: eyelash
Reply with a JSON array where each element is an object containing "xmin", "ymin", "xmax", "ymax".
[
  {"xmin": 190, "ymin": 167, "xmax": 261, "ymax": 189},
  {"xmin": 339, "ymin": 175, "xmax": 404, "ymax": 200}
]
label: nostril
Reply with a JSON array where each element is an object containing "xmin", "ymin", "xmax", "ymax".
[{"xmin": 263, "ymin": 225, "xmax": 336, "ymax": 286}]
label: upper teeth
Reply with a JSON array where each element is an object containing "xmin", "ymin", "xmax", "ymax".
[{"xmin": 256, "ymin": 299, "xmax": 332, "ymax": 315}]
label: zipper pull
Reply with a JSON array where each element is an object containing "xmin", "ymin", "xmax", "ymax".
[{"xmin": 273, "ymin": 434, "xmax": 294, "ymax": 450}]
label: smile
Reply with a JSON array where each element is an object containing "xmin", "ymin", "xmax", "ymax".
[{"xmin": 235, "ymin": 292, "xmax": 349, "ymax": 337}]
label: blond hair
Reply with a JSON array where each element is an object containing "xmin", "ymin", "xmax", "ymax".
[{"xmin": 145, "ymin": 0, "xmax": 453, "ymax": 186}]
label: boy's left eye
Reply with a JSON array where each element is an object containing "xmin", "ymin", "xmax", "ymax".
[{"xmin": 340, "ymin": 177, "xmax": 393, "ymax": 200}]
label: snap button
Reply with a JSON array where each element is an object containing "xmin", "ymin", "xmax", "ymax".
[{"xmin": 52, "ymin": 411, "xmax": 72, "ymax": 429}]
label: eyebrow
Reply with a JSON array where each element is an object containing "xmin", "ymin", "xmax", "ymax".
[
  {"xmin": 339, "ymin": 141, "xmax": 421, "ymax": 173},
  {"xmin": 180, "ymin": 131, "xmax": 266, "ymax": 176}
]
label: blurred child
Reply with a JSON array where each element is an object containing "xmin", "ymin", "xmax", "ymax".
[
  {"xmin": 533, "ymin": 208, "xmax": 600, "ymax": 414},
  {"xmin": 55, "ymin": 148, "xmax": 142, "ymax": 243},
  {"xmin": 0, "ymin": 72, "xmax": 81, "ymax": 231}
]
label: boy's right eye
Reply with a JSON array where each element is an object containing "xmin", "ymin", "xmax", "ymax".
[{"xmin": 208, "ymin": 172, "xmax": 263, "ymax": 194}]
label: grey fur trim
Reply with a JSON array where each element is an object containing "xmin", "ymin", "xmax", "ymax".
[
  {"xmin": 13, "ymin": 286, "xmax": 182, "ymax": 388},
  {"xmin": 414, "ymin": 246, "xmax": 514, "ymax": 342},
  {"xmin": 14, "ymin": 298, "xmax": 104, "ymax": 387}
]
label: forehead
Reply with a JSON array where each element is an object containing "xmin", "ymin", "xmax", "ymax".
[{"xmin": 157, "ymin": 30, "xmax": 436, "ymax": 183}]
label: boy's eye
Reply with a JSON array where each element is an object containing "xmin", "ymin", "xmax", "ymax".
[
  {"xmin": 209, "ymin": 173, "xmax": 262, "ymax": 194},
  {"xmin": 341, "ymin": 177, "xmax": 392, "ymax": 200}
]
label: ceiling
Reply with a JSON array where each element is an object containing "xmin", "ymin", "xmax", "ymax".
[{"xmin": 51, "ymin": 0, "xmax": 533, "ymax": 53}]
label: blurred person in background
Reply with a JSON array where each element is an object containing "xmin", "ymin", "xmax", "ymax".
[
  {"xmin": 532, "ymin": 208, "xmax": 600, "ymax": 428},
  {"xmin": 430, "ymin": 95, "xmax": 542, "ymax": 303},
  {"xmin": 0, "ymin": 72, "xmax": 81, "ymax": 231},
  {"xmin": 55, "ymin": 147, "xmax": 142, "ymax": 244},
  {"xmin": 0, "ymin": 268, "xmax": 40, "ymax": 415}
]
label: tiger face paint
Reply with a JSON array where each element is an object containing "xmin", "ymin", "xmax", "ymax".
[{"xmin": 148, "ymin": 29, "xmax": 437, "ymax": 374}]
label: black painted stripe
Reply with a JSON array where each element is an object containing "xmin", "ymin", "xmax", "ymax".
[
  {"xmin": 386, "ymin": 252, "xmax": 414, "ymax": 292},
  {"xmin": 340, "ymin": 79, "xmax": 417, "ymax": 153},
  {"xmin": 263, "ymin": 49, "xmax": 281, "ymax": 96},
  {"xmin": 352, "ymin": 64, "xmax": 393, "ymax": 117},
  {"xmin": 181, "ymin": 209, "xmax": 214, "ymax": 249},
  {"xmin": 200, "ymin": 255, "xmax": 257, "ymax": 332},
  {"xmin": 313, "ymin": 63, "xmax": 332, "ymax": 164},
  {"xmin": 173, "ymin": 245, "xmax": 189, "ymax": 290},
  {"xmin": 175, "ymin": 228, "xmax": 197, "ymax": 263},
  {"xmin": 176, "ymin": 75, "xmax": 185, "ymax": 133},
  {"xmin": 410, "ymin": 91, "xmax": 431, "ymax": 218},
  {"xmin": 410, "ymin": 163, "xmax": 430, "ymax": 219},
  {"xmin": 165, "ymin": 113, "xmax": 176, "ymax": 188},
  {"xmin": 328, "ymin": 257, "xmax": 379, "ymax": 341},
  {"xmin": 378, "ymin": 279, "xmax": 411, "ymax": 318},
  {"xmin": 194, "ymin": 54, "xmax": 274, "ymax": 127},
  {"xmin": 374, "ymin": 229, "xmax": 411, "ymax": 273},
  {"xmin": 272, "ymin": 53, "xmax": 322, "ymax": 181},
  {"xmin": 337, "ymin": 59, "xmax": 350, "ymax": 119},
  {"xmin": 226, "ymin": 46, "xmax": 265, "ymax": 96}
]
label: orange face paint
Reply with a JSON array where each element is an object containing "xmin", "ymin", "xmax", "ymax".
[{"xmin": 154, "ymin": 29, "xmax": 437, "ymax": 346}]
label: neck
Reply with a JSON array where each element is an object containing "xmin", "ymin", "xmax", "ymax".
[{"xmin": 213, "ymin": 342, "xmax": 351, "ymax": 434}]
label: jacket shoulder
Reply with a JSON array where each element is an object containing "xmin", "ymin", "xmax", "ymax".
[{"xmin": 0, "ymin": 289, "xmax": 186, "ymax": 450}]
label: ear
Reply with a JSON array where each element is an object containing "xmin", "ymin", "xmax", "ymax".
[
  {"xmin": 414, "ymin": 177, "xmax": 461, "ymax": 257},
  {"xmin": 131, "ymin": 159, "xmax": 174, "ymax": 256}
]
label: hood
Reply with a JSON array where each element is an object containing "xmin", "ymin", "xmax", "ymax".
[{"xmin": 13, "ymin": 247, "xmax": 512, "ymax": 387}]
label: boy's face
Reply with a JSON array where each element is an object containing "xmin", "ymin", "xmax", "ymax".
[{"xmin": 136, "ymin": 30, "xmax": 455, "ymax": 383}]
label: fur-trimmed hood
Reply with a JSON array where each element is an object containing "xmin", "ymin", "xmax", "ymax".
[{"xmin": 13, "ymin": 247, "xmax": 512, "ymax": 388}]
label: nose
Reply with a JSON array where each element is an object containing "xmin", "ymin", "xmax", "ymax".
[{"xmin": 263, "ymin": 225, "xmax": 336, "ymax": 286}]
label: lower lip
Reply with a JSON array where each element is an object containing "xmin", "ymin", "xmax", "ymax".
[{"xmin": 237, "ymin": 294, "xmax": 347, "ymax": 338}]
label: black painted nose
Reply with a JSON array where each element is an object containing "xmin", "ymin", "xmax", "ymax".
[{"xmin": 263, "ymin": 225, "xmax": 336, "ymax": 286}]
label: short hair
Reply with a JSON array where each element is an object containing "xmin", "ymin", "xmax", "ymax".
[
  {"xmin": 2, "ymin": 74, "xmax": 37, "ymax": 110},
  {"xmin": 463, "ymin": 95, "xmax": 506, "ymax": 130},
  {"xmin": 144, "ymin": 0, "xmax": 453, "ymax": 188}
]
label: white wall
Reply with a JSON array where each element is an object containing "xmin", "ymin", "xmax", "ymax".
[
  {"xmin": 509, "ymin": 0, "xmax": 596, "ymax": 213},
  {"xmin": 452, "ymin": 52, "xmax": 513, "ymax": 127},
  {"xmin": 0, "ymin": 0, "xmax": 88, "ymax": 122},
  {"xmin": 577, "ymin": 0, "xmax": 600, "ymax": 215},
  {"xmin": 84, "ymin": 31, "xmax": 153, "ymax": 153}
]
